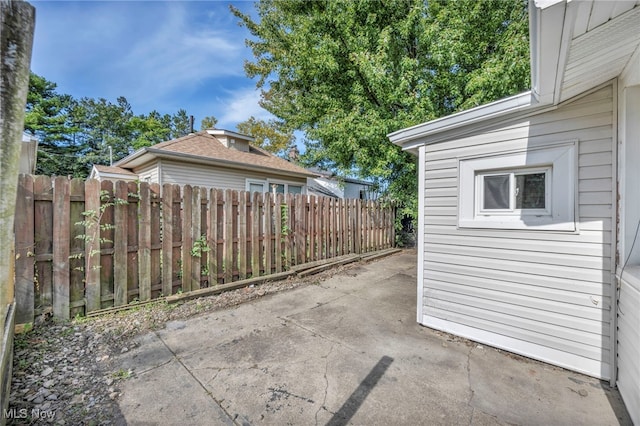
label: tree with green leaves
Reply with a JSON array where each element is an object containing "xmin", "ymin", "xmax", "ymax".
[
  {"xmin": 70, "ymin": 96, "xmax": 135, "ymax": 169},
  {"xmin": 25, "ymin": 73, "xmax": 196, "ymax": 177},
  {"xmin": 236, "ymin": 116, "xmax": 294, "ymax": 156},
  {"xmin": 200, "ymin": 115, "xmax": 218, "ymax": 130},
  {"xmin": 231, "ymin": 0, "xmax": 530, "ymax": 219},
  {"xmin": 24, "ymin": 72, "xmax": 82, "ymax": 176},
  {"xmin": 171, "ymin": 109, "xmax": 191, "ymax": 138},
  {"xmin": 129, "ymin": 110, "xmax": 176, "ymax": 150}
]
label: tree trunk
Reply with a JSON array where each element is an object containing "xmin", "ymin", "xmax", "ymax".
[{"xmin": 0, "ymin": 0, "xmax": 35, "ymax": 422}]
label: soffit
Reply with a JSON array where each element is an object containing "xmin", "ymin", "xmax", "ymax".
[{"xmin": 560, "ymin": 2, "xmax": 640, "ymax": 101}]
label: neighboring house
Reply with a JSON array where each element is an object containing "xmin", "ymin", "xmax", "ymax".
[
  {"xmin": 89, "ymin": 165, "xmax": 138, "ymax": 182},
  {"xmin": 90, "ymin": 129, "xmax": 316, "ymax": 194},
  {"xmin": 20, "ymin": 132, "xmax": 38, "ymax": 174},
  {"xmin": 306, "ymin": 168, "xmax": 378, "ymax": 200},
  {"xmin": 389, "ymin": 0, "xmax": 640, "ymax": 421}
]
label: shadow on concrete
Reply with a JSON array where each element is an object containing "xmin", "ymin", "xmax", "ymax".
[{"xmin": 326, "ymin": 355, "xmax": 394, "ymax": 426}]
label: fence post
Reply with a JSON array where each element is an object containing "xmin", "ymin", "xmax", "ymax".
[
  {"xmin": 295, "ymin": 194, "xmax": 305, "ymax": 265},
  {"xmin": 190, "ymin": 186, "xmax": 202, "ymax": 290},
  {"xmin": 223, "ymin": 189, "xmax": 234, "ymax": 283},
  {"xmin": 263, "ymin": 192, "xmax": 272, "ymax": 275},
  {"xmin": 238, "ymin": 191, "xmax": 248, "ymax": 280},
  {"xmin": 84, "ymin": 179, "xmax": 101, "ymax": 313},
  {"xmin": 15, "ymin": 174, "xmax": 34, "ymax": 324},
  {"xmin": 52, "ymin": 177, "xmax": 70, "ymax": 319},
  {"xmin": 284, "ymin": 194, "xmax": 293, "ymax": 268},
  {"xmin": 150, "ymin": 183, "xmax": 162, "ymax": 296},
  {"xmin": 160, "ymin": 184, "xmax": 173, "ymax": 296},
  {"xmin": 113, "ymin": 181, "xmax": 129, "ymax": 306},
  {"xmin": 251, "ymin": 192, "xmax": 261, "ymax": 277},
  {"xmin": 207, "ymin": 189, "xmax": 219, "ymax": 286},
  {"xmin": 275, "ymin": 193, "xmax": 283, "ymax": 273},
  {"xmin": 306, "ymin": 195, "xmax": 313, "ymax": 261},
  {"xmin": 181, "ymin": 185, "xmax": 193, "ymax": 292},
  {"xmin": 138, "ymin": 182, "xmax": 151, "ymax": 301}
]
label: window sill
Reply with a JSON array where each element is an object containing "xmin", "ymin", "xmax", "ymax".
[{"xmin": 458, "ymin": 218, "xmax": 576, "ymax": 231}]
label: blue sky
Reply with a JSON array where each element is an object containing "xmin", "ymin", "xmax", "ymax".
[{"xmin": 30, "ymin": 1, "xmax": 272, "ymax": 132}]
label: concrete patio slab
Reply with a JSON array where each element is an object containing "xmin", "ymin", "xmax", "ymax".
[{"xmin": 114, "ymin": 251, "xmax": 631, "ymax": 425}]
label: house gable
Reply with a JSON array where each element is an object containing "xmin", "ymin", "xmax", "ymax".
[
  {"xmin": 90, "ymin": 164, "xmax": 138, "ymax": 182},
  {"xmin": 205, "ymin": 129, "xmax": 252, "ymax": 152}
]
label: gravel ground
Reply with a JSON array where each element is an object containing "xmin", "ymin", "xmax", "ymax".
[{"xmin": 6, "ymin": 268, "xmax": 338, "ymax": 425}]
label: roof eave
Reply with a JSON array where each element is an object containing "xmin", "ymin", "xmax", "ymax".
[
  {"xmin": 149, "ymin": 149, "xmax": 316, "ymax": 179},
  {"xmin": 113, "ymin": 147, "xmax": 152, "ymax": 168},
  {"xmin": 206, "ymin": 129, "xmax": 255, "ymax": 142},
  {"xmin": 388, "ymin": 91, "xmax": 538, "ymax": 151}
]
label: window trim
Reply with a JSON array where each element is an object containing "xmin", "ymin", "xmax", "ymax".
[
  {"xmin": 246, "ymin": 179, "xmax": 267, "ymax": 193},
  {"xmin": 458, "ymin": 142, "xmax": 577, "ymax": 231},
  {"xmin": 245, "ymin": 178, "xmax": 306, "ymax": 195}
]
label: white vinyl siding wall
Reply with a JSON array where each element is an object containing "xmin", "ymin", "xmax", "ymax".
[
  {"xmin": 617, "ymin": 56, "xmax": 640, "ymax": 425},
  {"xmin": 421, "ymin": 84, "xmax": 615, "ymax": 379},
  {"xmin": 159, "ymin": 160, "xmax": 306, "ymax": 191},
  {"xmin": 134, "ymin": 162, "xmax": 159, "ymax": 185},
  {"xmin": 617, "ymin": 270, "xmax": 640, "ymax": 425}
]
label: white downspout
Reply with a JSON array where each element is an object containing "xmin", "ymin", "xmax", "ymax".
[{"xmin": 416, "ymin": 145, "xmax": 426, "ymax": 323}]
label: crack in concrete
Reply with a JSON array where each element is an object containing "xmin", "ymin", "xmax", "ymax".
[
  {"xmin": 280, "ymin": 317, "xmax": 360, "ymax": 354},
  {"xmin": 467, "ymin": 346, "xmax": 476, "ymax": 426},
  {"xmin": 199, "ymin": 366, "xmax": 224, "ymax": 386},
  {"xmin": 316, "ymin": 344, "xmax": 334, "ymax": 426},
  {"xmin": 464, "ymin": 346, "xmax": 504, "ymax": 425},
  {"xmin": 309, "ymin": 293, "xmax": 350, "ymax": 309},
  {"xmin": 191, "ymin": 364, "xmax": 269, "ymax": 387},
  {"xmin": 133, "ymin": 358, "xmax": 173, "ymax": 376},
  {"xmin": 263, "ymin": 386, "xmax": 315, "ymax": 403},
  {"xmin": 154, "ymin": 330, "xmax": 238, "ymax": 425}
]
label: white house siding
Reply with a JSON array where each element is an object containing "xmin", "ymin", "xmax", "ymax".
[
  {"xmin": 159, "ymin": 160, "xmax": 306, "ymax": 191},
  {"xmin": 618, "ymin": 269, "xmax": 640, "ymax": 425},
  {"xmin": 134, "ymin": 162, "xmax": 160, "ymax": 185},
  {"xmin": 344, "ymin": 182, "xmax": 374, "ymax": 200},
  {"xmin": 617, "ymin": 53, "xmax": 640, "ymax": 425},
  {"xmin": 421, "ymin": 84, "xmax": 615, "ymax": 379}
]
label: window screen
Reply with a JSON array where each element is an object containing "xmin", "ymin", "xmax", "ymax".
[{"xmin": 483, "ymin": 174, "xmax": 510, "ymax": 209}]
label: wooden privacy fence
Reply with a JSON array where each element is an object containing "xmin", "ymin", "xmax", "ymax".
[{"xmin": 14, "ymin": 175, "xmax": 395, "ymax": 323}]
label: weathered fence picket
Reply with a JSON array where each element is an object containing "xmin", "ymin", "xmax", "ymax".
[
  {"xmin": 13, "ymin": 176, "xmax": 395, "ymax": 323},
  {"xmin": 15, "ymin": 175, "xmax": 34, "ymax": 324},
  {"xmin": 84, "ymin": 178, "xmax": 101, "ymax": 312}
]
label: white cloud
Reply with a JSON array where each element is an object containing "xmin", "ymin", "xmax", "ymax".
[
  {"xmin": 29, "ymin": 1, "xmax": 271, "ymax": 132},
  {"xmin": 109, "ymin": 2, "xmax": 247, "ymax": 106},
  {"xmin": 31, "ymin": 1, "xmax": 253, "ymax": 104},
  {"xmin": 216, "ymin": 86, "xmax": 274, "ymax": 128}
]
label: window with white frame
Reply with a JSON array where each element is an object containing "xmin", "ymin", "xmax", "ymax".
[
  {"xmin": 247, "ymin": 179, "xmax": 266, "ymax": 194},
  {"xmin": 248, "ymin": 182, "xmax": 265, "ymax": 194},
  {"xmin": 477, "ymin": 167, "xmax": 550, "ymax": 215},
  {"xmin": 246, "ymin": 179, "xmax": 305, "ymax": 195},
  {"xmin": 458, "ymin": 142, "xmax": 576, "ymax": 230},
  {"xmin": 288, "ymin": 185, "xmax": 303, "ymax": 194}
]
